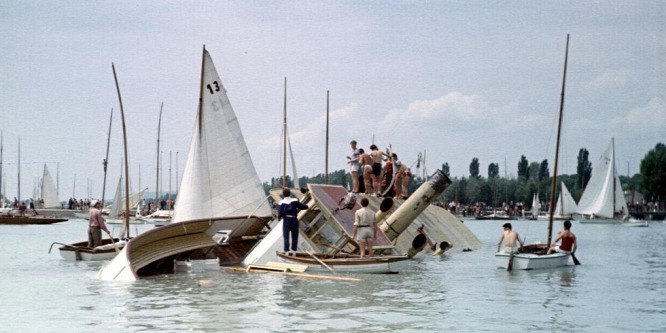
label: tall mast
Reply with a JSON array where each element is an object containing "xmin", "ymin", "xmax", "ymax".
[
  {"xmin": 547, "ymin": 34, "xmax": 569, "ymax": 248},
  {"xmin": 325, "ymin": 90, "xmax": 329, "ymax": 184},
  {"xmin": 612, "ymin": 137, "xmax": 616, "ymax": 215},
  {"xmin": 112, "ymin": 63, "xmax": 132, "ymax": 239},
  {"xmin": 0, "ymin": 131, "xmax": 3, "ymax": 205},
  {"xmin": 17, "ymin": 137, "xmax": 20, "ymax": 202},
  {"xmin": 101, "ymin": 108, "xmax": 113, "ymax": 206},
  {"xmin": 168, "ymin": 151, "xmax": 172, "ymax": 210},
  {"xmin": 282, "ymin": 77, "xmax": 287, "ymax": 188},
  {"xmin": 155, "ymin": 102, "xmax": 163, "ymax": 207}
]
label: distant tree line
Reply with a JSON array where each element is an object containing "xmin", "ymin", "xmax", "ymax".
[{"xmin": 263, "ymin": 143, "xmax": 666, "ymax": 207}]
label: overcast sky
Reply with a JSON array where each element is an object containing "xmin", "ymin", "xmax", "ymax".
[{"xmin": 1, "ymin": 1, "xmax": 664, "ymax": 201}]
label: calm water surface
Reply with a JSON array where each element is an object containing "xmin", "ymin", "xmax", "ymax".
[{"xmin": 1, "ymin": 218, "xmax": 664, "ymax": 332}]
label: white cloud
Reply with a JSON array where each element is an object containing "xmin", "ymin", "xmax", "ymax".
[
  {"xmin": 377, "ymin": 92, "xmax": 497, "ymax": 133},
  {"xmin": 611, "ymin": 97, "xmax": 666, "ymax": 128},
  {"xmin": 585, "ymin": 69, "xmax": 633, "ymax": 91}
]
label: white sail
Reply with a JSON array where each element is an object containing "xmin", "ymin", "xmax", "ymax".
[
  {"xmin": 554, "ymin": 182, "xmax": 577, "ymax": 217},
  {"xmin": 41, "ymin": 164, "xmax": 60, "ymax": 208},
  {"xmin": 575, "ymin": 138, "xmax": 628, "ymax": 219},
  {"xmin": 288, "ymin": 134, "xmax": 300, "ymax": 189},
  {"xmin": 108, "ymin": 177, "xmax": 123, "ymax": 218},
  {"xmin": 530, "ymin": 193, "xmax": 539, "ymax": 217},
  {"xmin": 172, "ymin": 50, "xmax": 271, "ymax": 223}
]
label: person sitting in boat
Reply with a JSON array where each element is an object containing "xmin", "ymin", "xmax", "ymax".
[
  {"xmin": 277, "ymin": 188, "xmax": 309, "ymax": 255},
  {"xmin": 351, "ymin": 197, "xmax": 377, "ymax": 258},
  {"xmin": 88, "ymin": 200, "xmax": 111, "ymax": 248},
  {"xmin": 547, "ymin": 220, "xmax": 577, "ymax": 254},
  {"xmin": 497, "ymin": 223, "xmax": 524, "ymax": 254}
]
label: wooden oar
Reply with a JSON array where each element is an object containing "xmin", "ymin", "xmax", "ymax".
[
  {"xmin": 571, "ymin": 252, "xmax": 581, "ymax": 265},
  {"xmin": 302, "ymin": 249, "xmax": 338, "ymax": 275},
  {"xmin": 105, "ymin": 231, "xmax": 120, "ymax": 253}
]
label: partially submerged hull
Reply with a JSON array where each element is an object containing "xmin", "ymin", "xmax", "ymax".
[
  {"xmin": 276, "ymin": 252, "xmax": 410, "ymax": 274},
  {"xmin": 97, "ymin": 216, "xmax": 268, "ymax": 281}
]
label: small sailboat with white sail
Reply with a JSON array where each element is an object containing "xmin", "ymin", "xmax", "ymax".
[
  {"xmin": 553, "ymin": 182, "xmax": 577, "ymax": 220},
  {"xmin": 496, "ymin": 35, "xmax": 575, "ymax": 270},
  {"xmin": 576, "ymin": 138, "xmax": 628, "ymax": 224}
]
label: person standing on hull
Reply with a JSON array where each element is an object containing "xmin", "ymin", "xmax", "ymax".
[
  {"xmin": 88, "ymin": 200, "xmax": 110, "ymax": 248},
  {"xmin": 369, "ymin": 144, "xmax": 386, "ymax": 195},
  {"xmin": 351, "ymin": 197, "xmax": 377, "ymax": 258},
  {"xmin": 497, "ymin": 222, "xmax": 524, "ymax": 254},
  {"xmin": 347, "ymin": 140, "xmax": 361, "ymax": 193},
  {"xmin": 547, "ymin": 220, "xmax": 578, "ymax": 254},
  {"xmin": 278, "ymin": 188, "xmax": 309, "ymax": 255}
]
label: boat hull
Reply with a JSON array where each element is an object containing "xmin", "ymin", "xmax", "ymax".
[
  {"xmin": 56, "ymin": 239, "xmax": 126, "ymax": 261},
  {"xmin": 0, "ymin": 215, "xmax": 67, "ymax": 224},
  {"xmin": 276, "ymin": 252, "xmax": 410, "ymax": 274},
  {"xmin": 495, "ymin": 251, "xmax": 570, "ymax": 270}
]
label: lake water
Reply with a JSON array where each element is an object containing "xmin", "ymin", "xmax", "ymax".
[{"xmin": 2, "ymin": 218, "xmax": 664, "ymax": 332}]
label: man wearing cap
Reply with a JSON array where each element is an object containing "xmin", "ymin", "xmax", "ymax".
[
  {"xmin": 347, "ymin": 140, "xmax": 361, "ymax": 193},
  {"xmin": 88, "ymin": 200, "xmax": 110, "ymax": 248}
]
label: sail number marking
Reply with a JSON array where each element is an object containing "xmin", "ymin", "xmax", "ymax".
[{"xmin": 206, "ymin": 81, "xmax": 221, "ymax": 95}]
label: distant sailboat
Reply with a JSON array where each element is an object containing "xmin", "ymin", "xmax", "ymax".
[
  {"xmin": 553, "ymin": 182, "xmax": 577, "ymax": 220},
  {"xmin": 576, "ymin": 138, "xmax": 628, "ymax": 223},
  {"xmin": 40, "ymin": 164, "xmax": 60, "ymax": 209}
]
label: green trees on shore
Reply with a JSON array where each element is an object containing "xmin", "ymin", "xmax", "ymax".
[{"xmin": 263, "ymin": 143, "xmax": 664, "ymax": 207}]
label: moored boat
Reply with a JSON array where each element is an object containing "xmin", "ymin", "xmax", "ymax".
[
  {"xmin": 0, "ymin": 215, "xmax": 67, "ymax": 224},
  {"xmin": 276, "ymin": 252, "xmax": 410, "ymax": 274}
]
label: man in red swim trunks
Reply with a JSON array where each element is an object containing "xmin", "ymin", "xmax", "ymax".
[{"xmin": 547, "ymin": 220, "xmax": 577, "ymax": 254}]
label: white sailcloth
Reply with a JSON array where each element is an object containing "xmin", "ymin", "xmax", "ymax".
[
  {"xmin": 172, "ymin": 50, "xmax": 271, "ymax": 223},
  {"xmin": 554, "ymin": 182, "xmax": 577, "ymax": 217},
  {"xmin": 288, "ymin": 135, "xmax": 300, "ymax": 189},
  {"xmin": 575, "ymin": 138, "xmax": 628, "ymax": 218},
  {"xmin": 530, "ymin": 193, "xmax": 539, "ymax": 217},
  {"xmin": 108, "ymin": 177, "xmax": 123, "ymax": 218},
  {"xmin": 41, "ymin": 164, "xmax": 60, "ymax": 208}
]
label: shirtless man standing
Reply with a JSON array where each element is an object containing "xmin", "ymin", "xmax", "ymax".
[
  {"xmin": 359, "ymin": 148, "xmax": 374, "ymax": 194},
  {"xmin": 497, "ymin": 223, "xmax": 524, "ymax": 253},
  {"xmin": 368, "ymin": 145, "xmax": 386, "ymax": 195}
]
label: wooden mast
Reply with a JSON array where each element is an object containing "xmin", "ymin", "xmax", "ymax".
[
  {"xmin": 112, "ymin": 63, "xmax": 132, "ymax": 239},
  {"xmin": 101, "ymin": 108, "xmax": 113, "ymax": 208},
  {"xmin": 325, "ymin": 90, "xmax": 329, "ymax": 184},
  {"xmin": 282, "ymin": 77, "xmax": 287, "ymax": 188},
  {"xmin": 547, "ymin": 34, "xmax": 569, "ymax": 248},
  {"xmin": 155, "ymin": 102, "xmax": 163, "ymax": 209}
]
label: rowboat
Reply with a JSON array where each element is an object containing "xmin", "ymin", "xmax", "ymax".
[
  {"xmin": 50, "ymin": 238, "xmax": 126, "ymax": 261},
  {"xmin": 276, "ymin": 252, "xmax": 410, "ymax": 274}
]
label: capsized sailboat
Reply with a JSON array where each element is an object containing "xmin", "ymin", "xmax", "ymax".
[
  {"xmin": 97, "ymin": 46, "xmax": 273, "ymax": 281},
  {"xmin": 576, "ymin": 138, "xmax": 628, "ymax": 223}
]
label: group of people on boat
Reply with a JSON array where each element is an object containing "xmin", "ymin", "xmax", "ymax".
[
  {"xmin": 346, "ymin": 140, "xmax": 412, "ymax": 199},
  {"xmin": 496, "ymin": 220, "xmax": 577, "ymax": 255}
]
